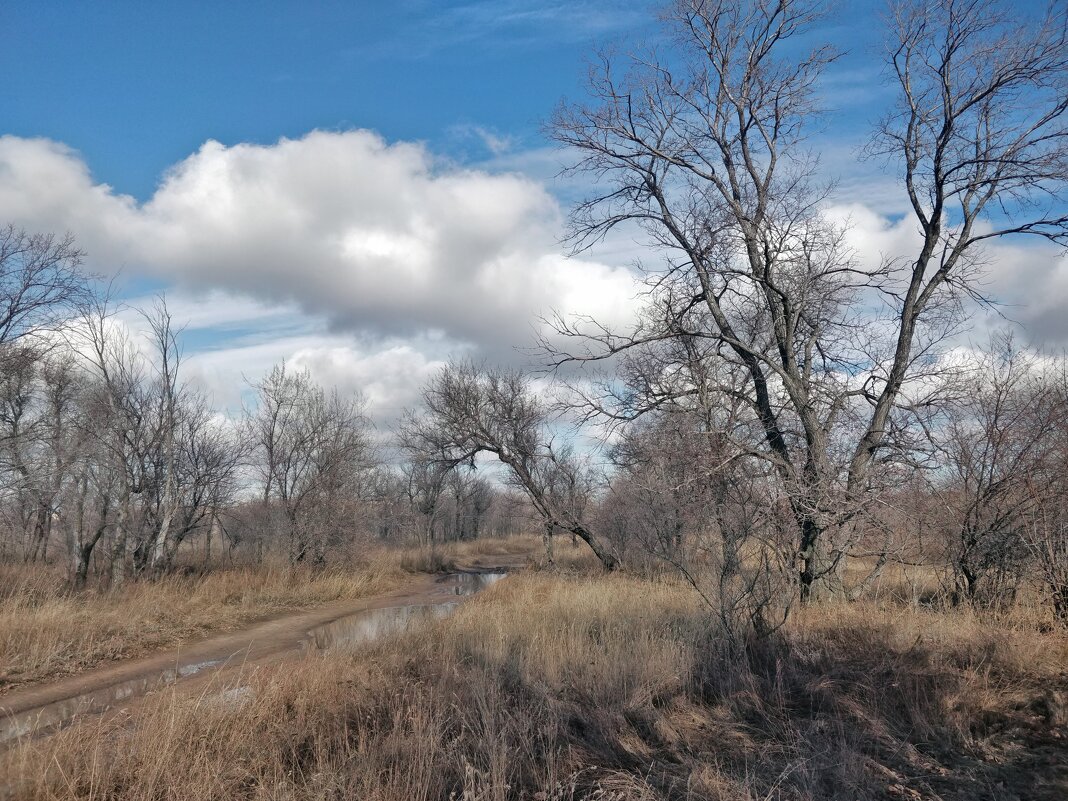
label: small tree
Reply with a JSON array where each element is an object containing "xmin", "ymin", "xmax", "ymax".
[
  {"xmin": 248, "ymin": 364, "xmax": 373, "ymax": 563},
  {"xmin": 406, "ymin": 361, "xmax": 619, "ymax": 570},
  {"xmin": 934, "ymin": 335, "xmax": 1066, "ymax": 607}
]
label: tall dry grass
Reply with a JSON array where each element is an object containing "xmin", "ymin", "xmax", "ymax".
[
  {"xmin": 0, "ymin": 536, "xmax": 545, "ymax": 695},
  {"xmin": 6, "ymin": 571, "xmax": 1066, "ymax": 800},
  {"xmin": 393, "ymin": 533, "xmax": 596, "ymax": 574},
  {"xmin": 0, "ymin": 556, "xmax": 409, "ymax": 693}
]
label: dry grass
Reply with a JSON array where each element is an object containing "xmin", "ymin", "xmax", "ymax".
[
  {"xmin": 452, "ymin": 532, "xmax": 548, "ymax": 558},
  {"xmin": 392, "ymin": 533, "xmax": 547, "ymax": 572},
  {"xmin": 6, "ymin": 571, "xmax": 1066, "ymax": 800},
  {"xmin": 0, "ymin": 556, "xmax": 411, "ymax": 694},
  {"xmin": 0, "ymin": 537, "xmax": 544, "ymax": 696}
]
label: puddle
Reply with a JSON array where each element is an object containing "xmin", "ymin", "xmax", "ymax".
[
  {"xmin": 0, "ymin": 571, "xmax": 506, "ymax": 745},
  {"xmin": 446, "ymin": 571, "xmax": 507, "ymax": 595},
  {"xmin": 302, "ymin": 572, "xmax": 506, "ymax": 652},
  {"xmin": 310, "ymin": 602, "xmax": 456, "ymax": 650},
  {"xmin": 4, "ymin": 677, "xmax": 136, "ymax": 742}
]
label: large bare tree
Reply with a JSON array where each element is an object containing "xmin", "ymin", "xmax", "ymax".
[{"xmin": 549, "ymin": 0, "xmax": 1068, "ymax": 598}]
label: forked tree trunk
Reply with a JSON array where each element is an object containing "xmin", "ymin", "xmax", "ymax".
[{"xmin": 73, "ymin": 494, "xmax": 109, "ymax": 589}]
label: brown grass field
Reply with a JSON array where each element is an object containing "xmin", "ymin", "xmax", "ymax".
[
  {"xmin": 3, "ymin": 558, "xmax": 1066, "ymax": 800},
  {"xmin": 0, "ymin": 537, "xmax": 543, "ymax": 695}
]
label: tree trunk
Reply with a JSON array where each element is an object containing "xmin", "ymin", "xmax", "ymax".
[
  {"xmin": 204, "ymin": 513, "xmax": 213, "ymax": 567},
  {"xmin": 72, "ymin": 542, "xmax": 95, "ymax": 589},
  {"xmin": 73, "ymin": 494, "xmax": 109, "ymax": 590},
  {"xmin": 151, "ymin": 506, "xmax": 175, "ymax": 573},
  {"xmin": 150, "ymin": 439, "xmax": 178, "ymax": 573},
  {"xmin": 798, "ymin": 516, "xmax": 842, "ymax": 602},
  {"xmin": 110, "ymin": 487, "xmax": 131, "ymax": 589},
  {"xmin": 29, "ymin": 500, "xmax": 50, "ymax": 563},
  {"xmin": 543, "ymin": 522, "xmax": 555, "ymax": 568},
  {"xmin": 567, "ymin": 522, "xmax": 619, "ymax": 571},
  {"xmin": 288, "ymin": 509, "xmax": 307, "ymax": 564}
]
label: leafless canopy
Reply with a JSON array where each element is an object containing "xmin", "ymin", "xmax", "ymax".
[
  {"xmin": 0, "ymin": 225, "xmax": 89, "ymax": 348},
  {"xmin": 547, "ymin": 0, "xmax": 1068, "ymax": 599},
  {"xmin": 403, "ymin": 361, "xmax": 619, "ymax": 570}
]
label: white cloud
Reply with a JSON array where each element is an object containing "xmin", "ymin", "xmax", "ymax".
[
  {"xmin": 0, "ymin": 131, "xmax": 649, "ymax": 426},
  {"xmin": 119, "ymin": 290, "xmax": 303, "ymax": 333},
  {"xmin": 825, "ymin": 203, "xmax": 925, "ymax": 271},
  {"xmin": 180, "ymin": 331, "xmax": 450, "ymax": 422},
  {"xmin": 448, "ymin": 124, "xmax": 518, "ymax": 157},
  {"xmin": 344, "ymin": 0, "xmax": 648, "ymax": 61},
  {"xmin": 2, "ymin": 130, "xmax": 1062, "ymax": 430},
  {"xmin": 0, "ymin": 131, "xmax": 639, "ymax": 357}
]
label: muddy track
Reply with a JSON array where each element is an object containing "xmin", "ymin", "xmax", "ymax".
[{"xmin": 0, "ymin": 558, "xmax": 520, "ymax": 745}]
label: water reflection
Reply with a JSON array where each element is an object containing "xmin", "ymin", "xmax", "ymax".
[
  {"xmin": 0, "ymin": 657, "xmax": 225, "ymax": 743},
  {"xmin": 309, "ymin": 572, "xmax": 505, "ymax": 651}
]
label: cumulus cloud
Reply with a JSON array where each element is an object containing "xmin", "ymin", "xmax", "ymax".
[
  {"xmin": 0, "ymin": 131, "xmax": 647, "ymax": 421},
  {"xmin": 825, "ymin": 202, "xmax": 1067, "ymax": 346},
  {"xmin": 1, "ymin": 130, "xmax": 1061, "ymax": 426},
  {"xmin": 0, "ymin": 131, "xmax": 638, "ymax": 357},
  {"xmin": 180, "ymin": 330, "xmax": 449, "ymax": 422}
]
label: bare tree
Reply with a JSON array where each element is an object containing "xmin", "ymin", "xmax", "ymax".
[
  {"xmin": 64, "ymin": 461, "xmax": 111, "ymax": 588},
  {"xmin": 441, "ymin": 469, "xmax": 493, "ymax": 542},
  {"xmin": 0, "ymin": 225, "xmax": 89, "ymax": 349},
  {"xmin": 0, "ymin": 341, "xmax": 112, "ymax": 577},
  {"xmin": 25, "ymin": 352, "xmax": 83, "ymax": 563},
  {"xmin": 604, "ymin": 374, "xmax": 794, "ymax": 636},
  {"xmin": 142, "ymin": 298, "xmax": 183, "ymax": 572},
  {"xmin": 139, "ymin": 393, "xmax": 243, "ymax": 572},
  {"xmin": 1023, "ymin": 498, "xmax": 1068, "ymax": 627},
  {"xmin": 68, "ymin": 295, "xmax": 153, "ymax": 587},
  {"xmin": 548, "ymin": 0, "xmax": 1068, "ymax": 599},
  {"xmin": 0, "ymin": 344, "xmax": 43, "ymax": 556},
  {"xmin": 1025, "ymin": 365, "xmax": 1068, "ymax": 625},
  {"xmin": 396, "ymin": 429, "xmax": 454, "ymax": 547},
  {"xmin": 0, "ymin": 223, "xmax": 90, "ymax": 560},
  {"xmin": 247, "ymin": 363, "xmax": 373, "ymax": 563},
  {"xmin": 406, "ymin": 361, "xmax": 619, "ymax": 570},
  {"xmin": 932, "ymin": 335, "xmax": 1065, "ymax": 606}
]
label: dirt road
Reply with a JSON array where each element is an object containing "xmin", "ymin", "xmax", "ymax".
[{"xmin": 0, "ymin": 565, "xmax": 513, "ymax": 745}]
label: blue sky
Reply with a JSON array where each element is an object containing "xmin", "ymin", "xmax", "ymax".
[
  {"xmin": 2, "ymin": 0, "xmax": 893, "ymax": 199},
  {"xmin": 1, "ymin": 1, "xmax": 1061, "ymax": 421},
  {"xmin": 3, "ymin": 1, "xmax": 659, "ymax": 199}
]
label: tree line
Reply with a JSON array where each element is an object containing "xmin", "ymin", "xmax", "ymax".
[{"xmin": 0, "ymin": 226, "xmax": 533, "ymax": 582}]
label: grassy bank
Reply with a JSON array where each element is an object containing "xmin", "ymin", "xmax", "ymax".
[{"xmin": 7, "ymin": 571, "xmax": 1066, "ymax": 800}]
